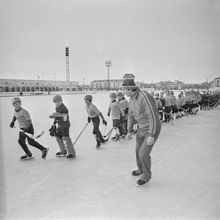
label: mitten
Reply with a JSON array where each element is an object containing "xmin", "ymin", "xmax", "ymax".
[
  {"xmin": 88, "ymin": 117, "xmax": 91, "ymax": 123},
  {"xmin": 102, "ymin": 119, "xmax": 107, "ymax": 126},
  {"xmin": 10, "ymin": 121, "xmax": 14, "ymax": 128}
]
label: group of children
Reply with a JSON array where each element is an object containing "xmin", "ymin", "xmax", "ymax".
[
  {"xmin": 10, "ymin": 91, "xmax": 131, "ymax": 160},
  {"xmin": 153, "ymin": 89, "xmax": 220, "ymax": 123},
  {"xmin": 10, "ymin": 89, "xmax": 220, "ymax": 160},
  {"xmin": 84, "ymin": 91, "xmax": 129, "ymax": 148},
  {"xmin": 107, "ymin": 92, "xmax": 129, "ymax": 140},
  {"xmin": 10, "ymin": 95, "xmax": 77, "ymax": 160}
]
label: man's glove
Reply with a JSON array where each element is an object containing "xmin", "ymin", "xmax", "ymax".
[
  {"xmin": 88, "ymin": 117, "xmax": 91, "ymax": 123},
  {"xmin": 102, "ymin": 119, "xmax": 107, "ymax": 126},
  {"xmin": 107, "ymin": 112, "xmax": 110, "ymax": 117},
  {"xmin": 10, "ymin": 121, "xmax": 14, "ymax": 128}
]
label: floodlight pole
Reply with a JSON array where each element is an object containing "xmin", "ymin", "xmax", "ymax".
[{"xmin": 105, "ymin": 60, "xmax": 111, "ymax": 90}]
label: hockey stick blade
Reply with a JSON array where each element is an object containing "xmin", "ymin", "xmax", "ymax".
[
  {"xmin": 20, "ymin": 129, "xmax": 45, "ymax": 140},
  {"xmin": 35, "ymin": 131, "xmax": 45, "ymax": 139}
]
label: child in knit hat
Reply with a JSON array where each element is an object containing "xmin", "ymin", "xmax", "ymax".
[
  {"xmin": 108, "ymin": 92, "xmax": 125, "ymax": 140},
  {"xmin": 84, "ymin": 95, "xmax": 107, "ymax": 149},
  {"xmin": 49, "ymin": 95, "xmax": 76, "ymax": 159},
  {"xmin": 10, "ymin": 97, "xmax": 49, "ymax": 160},
  {"xmin": 116, "ymin": 91, "xmax": 129, "ymax": 135}
]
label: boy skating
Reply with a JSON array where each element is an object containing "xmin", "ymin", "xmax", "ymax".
[
  {"xmin": 84, "ymin": 95, "xmax": 107, "ymax": 149},
  {"xmin": 10, "ymin": 97, "xmax": 49, "ymax": 160},
  {"xmin": 108, "ymin": 92, "xmax": 125, "ymax": 140},
  {"xmin": 117, "ymin": 91, "xmax": 129, "ymax": 136},
  {"xmin": 49, "ymin": 95, "xmax": 76, "ymax": 159}
]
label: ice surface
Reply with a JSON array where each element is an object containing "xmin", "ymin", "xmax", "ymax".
[{"xmin": 1, "ymin": 92, "xmax": 220, "ymax": 220}]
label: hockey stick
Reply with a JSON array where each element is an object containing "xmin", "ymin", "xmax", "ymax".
[
  {"xmin": 103, "ymin": 116, "xmax": 109, "ymax": 136},
  {"xmin": 72, "ymin": 122, "xmax": 89, "ymax": 147},
  {"xmin": 104, "ymin": 128, "xmax": 113, "ymax": 141},
  {"xmin": 103, "ymin": 128, "xmax": 113, "ymax": 138},
  {"xmin": 20, "ymin": 129, "xmax": 45, "ymax": 140}
]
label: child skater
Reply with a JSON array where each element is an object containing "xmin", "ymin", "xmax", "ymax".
[
  {"xmin": 108, "ymin": 92, "xmax": 125, "ymax": 140},
  {"xmin": 10, "ymin": 97, "xmax": 49, "ymax": 160},
  {"xmin": 116, "ymin": 91, "xmax": 129, "ymax": 135},
  {"xmin": 49, "ymin": 95, "xmax": 76, "ymax": 159},
  {"xmin": 154, "ymin": 93, "xmax": 163, "ymax": 121},
  {"xmin": 84, "ymin": 95, "xmax": 107, "ymax": 149}
]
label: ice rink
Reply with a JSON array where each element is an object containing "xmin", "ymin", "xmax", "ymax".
[{"xmin": 1, "ymin": 92, "xmax": 220, "ymax": 220}]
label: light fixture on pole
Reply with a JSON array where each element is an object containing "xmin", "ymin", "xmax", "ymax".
[
  {"xmin": 65, "ymin": 45, "xmax": 70, "ymax": 82},
  {"xmin": 105, "ymin": 60, "xmax": 111, "ymax": 90}
]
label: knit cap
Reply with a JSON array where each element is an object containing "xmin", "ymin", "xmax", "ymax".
[
  {"xmin": 53, "ymin": 95, "xmax": 63, "ymax": 102},
  {"xmin": 12, "ymin": 96, "xmax": 21, "ymax": 105},
  {"xmin": 122, "ymin": 73, "xmax": 137, "ymax": 89},
  {"xmin": 116, "ymin": 91, "xmax": 124, "ymax": 97},
  {"xmin": 110, "ymin": 92, "xmax": 116, "ymax": 98},
  {"xmin": 84, "ymin": 95, "xmax": 93, "ymax": 101}
]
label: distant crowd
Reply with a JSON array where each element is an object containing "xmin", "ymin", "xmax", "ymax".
[{"xmin": 150, "ymin": 89, "xmax": 220, "ymax": 123}]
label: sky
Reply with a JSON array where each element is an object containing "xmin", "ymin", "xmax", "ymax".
[{"xmin": 0, "ymin": 0, "xmax": 219, "ymax": 84}]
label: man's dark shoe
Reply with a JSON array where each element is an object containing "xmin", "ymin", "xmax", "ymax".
[
  {"xmin": 137, "ymin": 179, "xmax": 147, "ymax": 185},
  {"xmin": 132, "ymin": 170, "xmax": 143, "ymax": 176}
]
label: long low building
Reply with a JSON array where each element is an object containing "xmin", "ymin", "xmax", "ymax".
[
  {"xmin": 211, "ymin": 77, "xmax": 220, "ymax": 89},
  {"xmin": 91, "ymin": 79, "xmax": 123, "ymax": 90},
  {"xmin": 91, "ymin": 79, "xmax": 148, "ymax": 90},
  {"xmin": 0, "ymin": 78, "xmax": 78, "ymax": 92}
]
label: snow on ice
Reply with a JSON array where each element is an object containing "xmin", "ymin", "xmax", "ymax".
[{"xmin": 0, "ymin": 92, "xmax": 220, "ymax": 220}]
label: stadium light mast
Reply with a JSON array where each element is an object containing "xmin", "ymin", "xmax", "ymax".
[
  {"xmin": 65, "ymin": 45, "xmax": 70, "ymax": 82},
  {"xmin": 105, "ymin": 60, "xmax": 111, "ymax": 90}
]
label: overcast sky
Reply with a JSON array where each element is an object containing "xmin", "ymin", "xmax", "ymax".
[{"xmin": 0, "ymin": 0, "xmax": 219, "ymax": 84}]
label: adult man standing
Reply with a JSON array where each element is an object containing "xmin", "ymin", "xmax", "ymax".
[{"xmin": 122, "ymin": 73, "xmax": 161, "ymax": 185}]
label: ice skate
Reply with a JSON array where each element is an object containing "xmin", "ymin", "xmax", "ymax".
[
  {"xmin": 42, "ymin": 148, "xmax": 49, "ymax": 159},
  {"xmin": 111, "ymin": 134, "xmax": 120, "ymax": 141},
  {"xmin": 136, "ymin": 179, "xmax": 147, "ymax": 186},
  {"xmin": 66, "ymin": 154, "xmax": 75, "ymax": 159},
  {"xmin": 20, "ymin": 154, "xmax": 34, "ymax": 161},
  {"xmin": 96, "ymin": 141, "xmax": 101, "ymax": 149},
  {"xmin": 56, "ymin": 151, "xmax": 67, "ymax": 157}
]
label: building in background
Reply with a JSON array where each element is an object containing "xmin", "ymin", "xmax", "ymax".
[
  {"xmin": 210, "ymin": 77, "xmax": 220, "ymax": 89},
  {"xmin": 0, "ymin": 78, "xmax": 78, "ymax": 93},
  {"xmin": 91, "ymin": 79, "xmax": 123, "ymax": 90},
  {"xmin": 156, "ymin": 80, "xmax": 184, "ymax": 90}
]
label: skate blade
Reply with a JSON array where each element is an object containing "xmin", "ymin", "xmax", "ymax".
[
  {"xmin": 20, "ymin": 157, "xmax": 34, "ymax": 161},
  {"xmin": 56, "ymin": 155, "xmax": 67, "ymax": 158},
  {"xmin": 96, "ymin": 146, "xmax": 104, "ymax": 150}
]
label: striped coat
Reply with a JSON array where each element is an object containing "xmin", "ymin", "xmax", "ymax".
[{"xmin": 128, "ymin": 89, "xmax": 161, "ymax": 137}]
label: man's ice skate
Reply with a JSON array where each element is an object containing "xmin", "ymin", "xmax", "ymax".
[
  {"xmin": 20, "ymin": 154, "xmax": 34, "ymax": 161},
  {"xmin": 132, "ymin": 170, "xmax": 143, "ymax": 176},
  {"xmin": 136, "ymin": 179, "xmax": 148, "ymax": 186}
]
